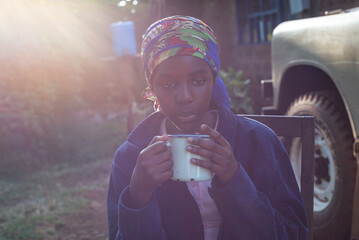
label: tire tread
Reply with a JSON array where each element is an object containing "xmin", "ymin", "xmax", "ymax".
[{"xmin": 286, "ymin": 90, "xmax": 356, "ymax": 240}]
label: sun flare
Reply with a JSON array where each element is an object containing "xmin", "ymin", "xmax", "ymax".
[{"xmin": 0, "ymin": 0, "xmax": 120, "ymax": 93}]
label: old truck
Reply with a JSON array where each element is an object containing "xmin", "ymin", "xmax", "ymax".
[{"xmin": 262, "ymin": 7, "xmax": 359, "ymax": 240}]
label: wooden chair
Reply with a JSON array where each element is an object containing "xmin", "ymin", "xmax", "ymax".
[{"xmin": 243, "ymin": 115, "xmax": 314, "ymax": 240}]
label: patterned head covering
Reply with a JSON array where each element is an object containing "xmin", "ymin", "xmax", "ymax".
[
  {"xmin": 141, "ymin": 15, "xmax": 230, "ymax": 111},
  {"xmin": 141, "ymin": 15, "xmax": 220, "ymax": 84}
]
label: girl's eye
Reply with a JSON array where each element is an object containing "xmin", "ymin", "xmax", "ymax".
[
  {"xmin": 192, "ymin": 79, "xmax": 206, "ymax": 86},
  {"xmin": 162, "ymin": 81, "xmax": 175, "ymax": 88}
]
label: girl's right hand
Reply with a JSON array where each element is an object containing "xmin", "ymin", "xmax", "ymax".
[{"xmin": 129, "ymin": 134, "xmax": 173, "ymax": 208}]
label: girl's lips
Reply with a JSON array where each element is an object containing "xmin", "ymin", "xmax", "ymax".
[{"xmin": 176, "ymin": 112, "xmax": 196, "ymax": 123}]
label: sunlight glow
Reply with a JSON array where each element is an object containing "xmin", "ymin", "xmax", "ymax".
[
  {"xmin": 118, "ymin": 1, "xmax": 127, "ymax": 7},
  {"xmin": 0, "ymin": 0, "xmax": 117, "ymax": 92}
]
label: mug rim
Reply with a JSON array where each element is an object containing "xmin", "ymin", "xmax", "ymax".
[{"xmin": 168, "ymin": 134, "xmax": 210, "ymax": 138}]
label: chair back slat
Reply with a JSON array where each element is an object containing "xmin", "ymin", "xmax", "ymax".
[{"xmin": 243, "ymin": 115, "xmax": 314, "ymax": 240}]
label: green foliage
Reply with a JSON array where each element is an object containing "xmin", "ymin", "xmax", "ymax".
[
  {"xmin": 0, "ymin": 157, "xmax": 109, "ymax": 240},
  {"xmin": 0, "ymin": 72, "xmax": 128, "ymax": 179},
  {"xmin": 0, "ymin": 216, "xmax": 44, "ymax": 240},
  {"xmin": 219, "ymin": 68, "xmax": 254, "ymax": 114},
  {"xmin": 0, "ymin": 100, "xmax": 126, "ymax": 179}
]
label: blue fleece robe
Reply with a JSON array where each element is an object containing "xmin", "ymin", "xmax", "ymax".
[{"xmin": 107, "ymin": 103, "xmax": 308, "ymax": 240}]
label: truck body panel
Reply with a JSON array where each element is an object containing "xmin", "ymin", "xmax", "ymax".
[{"xmin": 271, "ymin": 10, "xmax": 359, "ymax": 139}]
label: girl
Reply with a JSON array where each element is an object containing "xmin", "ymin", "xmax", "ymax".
[{"xmin": 107, "ymin": 16, "xmax": 308, "ymax": 240}]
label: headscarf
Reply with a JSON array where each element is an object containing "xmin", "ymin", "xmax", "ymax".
[{"xmin": 141, "ymin": 15, "xmax": 229, "ymax": 110}]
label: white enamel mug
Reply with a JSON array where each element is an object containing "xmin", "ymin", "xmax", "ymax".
[{"xmin": 167, "ymin": 134, "xmax": 212, "ymax": 182}]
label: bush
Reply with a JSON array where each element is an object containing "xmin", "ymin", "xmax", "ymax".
[
  {"xmin": 0, "ymin": 62, "xmax": 128, "ymax": 179},
  {"xmin": 0, "ymin": 96, "xmax": 127, "ymax": 180},
  {"xmin": 219, "ymin": 68, "xmax": 253, "ymax": 114}
]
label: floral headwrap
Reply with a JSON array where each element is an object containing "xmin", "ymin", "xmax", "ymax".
[{"xmin": 141, "ymin": 16, "xmax": 220, "ymax": 109}]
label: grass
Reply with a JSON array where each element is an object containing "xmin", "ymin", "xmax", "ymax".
[
  {"xmin": 0, "ymin": 115, "xmax": 131, "ymax": 240},
  {"xmin": 0, "ymin": 161, "xmax": 99, "ymax": 240},
  {"xmin": 0, "ymin": 215, "xmax": 44, "ymax": 240}
]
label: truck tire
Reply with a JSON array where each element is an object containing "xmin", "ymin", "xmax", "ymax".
[{"xmin": 286, "ymin": 91, "xmax": 356, "ymax": 240}]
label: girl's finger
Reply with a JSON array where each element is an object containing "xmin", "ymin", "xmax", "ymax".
[
  {"xmin": 143, "ymin": 140, "xmax": 169, "ymax": 156},
  {"xmin": 186, "ymin": 145, "xmax": 222, "ymax": 164},
  {"xmin": 154, "ymin": 170, "xmax": 173, "ymax": 186},
  {"xmin": 151, "ymin": 148, "xmax": 172, "ymax": 164},
  {"xmin": 156, "ymin": 158, "xmax": 173, "ymax": 172},
  {"xmin": 149, "ymin": 134, "xmax": 169, "ymax": 145},
  {"xmin": 200, "ymin": 124, "xmax": 228, "ymax": 147},
  {"xmin": 187, "ymin": 136, "xmax": 226, "ymax": 156},
  {"xmin": 191, "ymin": 158, "xmax": 214, "ymax": 171},
  {"xmin": 188, "ymin": 135, "xmax": 215, "ymax": 149}
]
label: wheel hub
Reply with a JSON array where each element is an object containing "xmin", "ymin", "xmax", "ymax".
[
  {"xmin": 314, "ymin": 149, "xmax": 330, "ymax": 184},
  {"xmin": 313, "ymin": 128, "xmax": 335, "ymax": 212}
]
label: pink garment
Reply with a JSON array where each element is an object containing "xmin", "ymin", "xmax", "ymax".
[
  {"xmin": 186, "ymin": 180, "xmax": 221, "ymax": 240},
  {"xmin": 160, "ymin": 111, "xmax": 221, "ymax": 240}
]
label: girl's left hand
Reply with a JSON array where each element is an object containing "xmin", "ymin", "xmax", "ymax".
[{"xmin": 186, "ymin": 124, "xmax": 239, "ymax": 185}]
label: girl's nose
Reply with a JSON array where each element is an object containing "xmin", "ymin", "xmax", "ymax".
[{"xmin": 176, "ymin": 84, "xmax": 193, "ymax": 104}]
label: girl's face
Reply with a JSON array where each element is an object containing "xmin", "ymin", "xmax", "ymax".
[{"xmin": 151, "ymin": 55, "xmax": 214, "ymax": 134}]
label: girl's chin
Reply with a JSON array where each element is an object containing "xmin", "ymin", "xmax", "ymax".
[
  {"xmin": 178, "ymin": 128, "xmax": 198, "ymax": 134},
  {"xmin": 167, "ymin": 121, "xmax": 200, "ymax": 134}
]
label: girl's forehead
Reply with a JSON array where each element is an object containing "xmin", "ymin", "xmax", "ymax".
[{"xmin": 153, "ymin": 55, "xmax": 212, "ymax": 77}]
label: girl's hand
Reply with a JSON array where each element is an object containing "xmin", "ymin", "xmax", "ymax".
[
  {"xmin": 129, "ymin": 135, "xmax": 173, "ymax": 208},
  {"xmin": 187, "ymin": 124, "xmax": 239, "ymax": 185}
]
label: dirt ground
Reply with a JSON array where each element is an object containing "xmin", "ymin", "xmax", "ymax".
[
  {"xmin": 56, "ymin": 188, "xmax": 109, "ymax": 240},
  {"xmin": 42, "ymin": 160, "xmax": 112, "ymax": 240}
]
